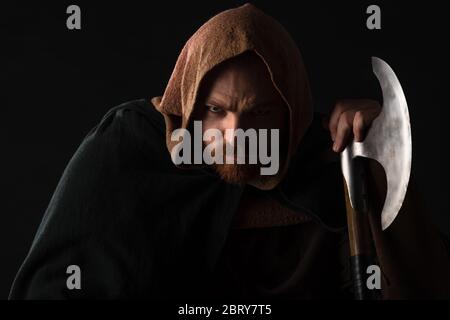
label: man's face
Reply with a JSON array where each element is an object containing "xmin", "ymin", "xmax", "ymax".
[{"xmin": 192, "ymin": 53, "xmax": 289, "ymax": 184}]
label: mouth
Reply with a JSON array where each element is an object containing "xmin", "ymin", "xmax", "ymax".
[
  {"xmin": 224, "ymin": 153, "xmax": 242, "ymax": 163},
  {"xmin": 224, "ymin": 152, "xmax": 259, "ymax": 165}
]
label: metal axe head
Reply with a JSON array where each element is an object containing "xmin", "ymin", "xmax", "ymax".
[{"xmin": 342, "ymin": 57, "xmax": 412, "ymax": 230}]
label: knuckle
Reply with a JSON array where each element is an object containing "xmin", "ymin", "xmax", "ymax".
[
  {"xmin": 343, "ymin": 112, "xmax": 355, "ymax": 126},
  {"xmin": 339, "ymin": 120, "xmax": 351, "ymax": 132},
  {"xmin": 334, "ymin": 101, "xmax": 346, "ymax": 113}
]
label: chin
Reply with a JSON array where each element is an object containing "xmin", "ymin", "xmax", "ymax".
[{"xmin": 213, "ymin": 163, "xmax": 261, "ymax": 185}]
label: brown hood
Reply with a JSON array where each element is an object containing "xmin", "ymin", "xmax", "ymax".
[{"xmin": 151, "ymin": 3, "xmax": 313, "ymax": 190}]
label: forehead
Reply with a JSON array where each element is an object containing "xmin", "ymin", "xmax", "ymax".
[{"xmin": 200, "ymin": 52, "xmax": 280, "ymax": 103}]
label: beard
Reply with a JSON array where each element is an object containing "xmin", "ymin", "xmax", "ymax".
[
  {"xmin": 212, "ymin": 162, "xmax": 261, "ymax": 185},
  {"xmin": 202, "ymin": 132, "xmax": 287, "ymax": 185},
  {"xmin": 205, "ymin": 139, "xmax": 261, "ymax": 185}
]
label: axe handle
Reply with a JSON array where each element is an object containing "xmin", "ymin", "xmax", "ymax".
[{"xmin": 343, "ymin": 158, "xmax": 373, "ymax": 300}]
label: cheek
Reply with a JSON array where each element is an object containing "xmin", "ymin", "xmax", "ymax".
[
  {"xmin": 201, "ymin": 117, "xmax": 219, "ymax": 133},
  {"xmin": 200, "ymin": 117, "xmax": 226, "ymax": 148},
  {"xmin": 193, "ymin": 107, "xmax": 217, "ymax": 132}
]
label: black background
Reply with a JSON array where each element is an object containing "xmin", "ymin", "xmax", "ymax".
[{"xmin": 1, "ymin": 1, "xmax": 449, "ymax": 299}]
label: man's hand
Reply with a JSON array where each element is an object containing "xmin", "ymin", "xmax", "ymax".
[{"xmin": 324, "ymin": 99, "xmax": 381, "ymax": 153}]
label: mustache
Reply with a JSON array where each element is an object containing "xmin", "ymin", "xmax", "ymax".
[{"xmin": 205, "ymin": 139, "xmax": 259, "ymax": 163}]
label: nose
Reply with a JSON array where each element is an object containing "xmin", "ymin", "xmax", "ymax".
[
  {"xmin": 222, "ymin": 112, "xmax": 241, "ymax": 131},
  {"xmin": 222, "ymin": 113, "xmax": 253, "ymax": 131},
  {"xmin": 222, "ymin": 113, "xmax": 243, "ymax": 146}
]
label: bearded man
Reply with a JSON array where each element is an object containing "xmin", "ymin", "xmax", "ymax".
[{"xmin": 10, "ymin": 4, "xmax": 450, "ymax": 299}]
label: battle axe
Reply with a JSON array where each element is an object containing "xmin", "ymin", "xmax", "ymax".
[{"xmin": 340, "ymin": 57, "xmax": 412, "ymax": 299}]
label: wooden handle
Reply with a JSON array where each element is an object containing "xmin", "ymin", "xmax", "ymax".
[
  {"xmin": 343, "ymin": 178, "xmax": 371, "ymax": 257},
  {"xmin": 343, "ymin": 159, "xmax": 374, "ymax": 300}
]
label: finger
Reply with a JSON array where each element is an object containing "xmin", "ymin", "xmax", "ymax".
[
  {"xmin": 353, "ymin": 110, "xmax": 366, "ymax": 142},
  {"xmin": 353, "ymin": 108, "xmax": 381, "ymax": 141},
  {"xmin": 329, "ymin": 102, "xmax": 347, "ymax": 142},
  {"xmin": 333, "ymin": 114, "xmax": 353, "ymax": 152}
]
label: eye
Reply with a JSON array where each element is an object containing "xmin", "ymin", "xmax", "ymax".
[{"xmin": 206, "ymin": 105, "xmax": 224, "ymax": 114}]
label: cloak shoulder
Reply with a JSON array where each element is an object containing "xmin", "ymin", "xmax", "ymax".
[{"xmin": 9, "ymin": 99, "xmax": 242, "ymax": 299}]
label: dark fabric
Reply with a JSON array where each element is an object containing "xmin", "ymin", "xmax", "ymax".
[
  {"xmin": 9, "ymin": 98, "xmax": 450, "ymax": 300},
  {"xmin": 9, "ymin": 98, "xmax": 348, "ymax": 299},
  {"xmin": 210, "ymin": 221, "xmax": 353, "ymax": 300}
]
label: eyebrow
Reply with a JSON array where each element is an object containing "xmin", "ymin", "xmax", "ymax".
[{"xmin": 205, "ymin": 96, "xmax": 278, "ymax": 111}]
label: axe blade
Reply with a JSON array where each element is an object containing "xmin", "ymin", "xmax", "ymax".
[{"xmin": 342, "ymin": 57, "xmax": 412, "ymax": 230}]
